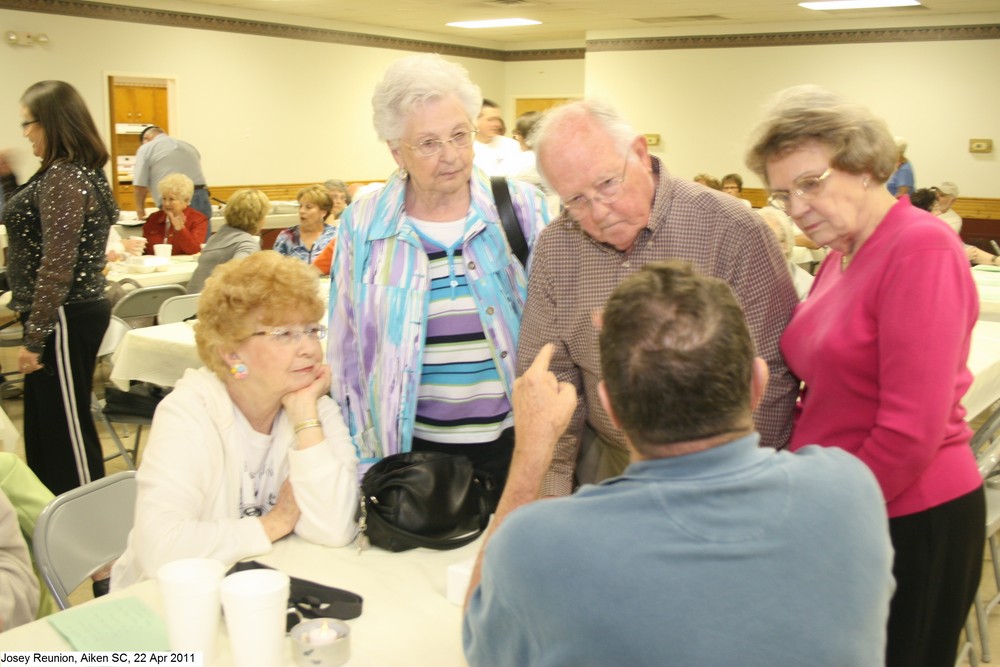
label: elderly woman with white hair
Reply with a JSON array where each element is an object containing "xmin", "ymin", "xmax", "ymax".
[
  {"xmin": 141, "ymin": 172, "xmax": 208, "ymax": 255},
  {"xmin": 327, "ymin": 53, "xmax": 549, "ymax": 508},
  {"xmin": 756, "ymin": 206, "xmax": 813, "ymax": 299}
]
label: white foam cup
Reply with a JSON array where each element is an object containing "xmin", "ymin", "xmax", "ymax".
[
  {"xmin": 157, "ymin": 558, "xmax": 226, "ymax": 657},
  {"xmin": 220, "ymin": 569, "xmax": 291, "ymax": 667}
]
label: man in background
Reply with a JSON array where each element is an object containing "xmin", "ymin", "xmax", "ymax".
[
  {"xmin": 472, "ymin": 99, "xmax": 521, "ymax": 176},
  {"xmin": 133, "ymin": 126, "xmax": 212, "ymax": 228},
  {"xmin": 518, "ymin": 99, "xmax": 799, "ymax": 496},
  {"xmin": 464, "ymin": 262, "xmax": 894, "ymax": 666}
]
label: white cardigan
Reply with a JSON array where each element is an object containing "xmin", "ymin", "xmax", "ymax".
[{"xmin": 112, "ymin": 368, "xmax": 358, "ymax": 589}]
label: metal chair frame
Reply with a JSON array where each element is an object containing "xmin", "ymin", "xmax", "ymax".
[{"xmin": 33, "ymin": 471, "xmax": 138, "ymax": 609}]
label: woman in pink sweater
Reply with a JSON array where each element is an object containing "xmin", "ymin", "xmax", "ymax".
[{"xmin": 747, "ymin": 85, "xmax": 983, "ymax": 667}]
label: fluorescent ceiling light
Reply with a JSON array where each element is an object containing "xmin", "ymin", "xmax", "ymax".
[
  {"xmin": 447, "ymin": 18, "xmax": 541, "ymax": 29},
  {"xmin": 799, "ymin": 0, "xmax": 920, "ymax": 9}
]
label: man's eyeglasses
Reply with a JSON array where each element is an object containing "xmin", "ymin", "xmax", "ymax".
[
  {"xmin": 250, "ymin": 324, "xmax": 327, "ymax": 344},
  {"xmin": 20, "ymin": 120, "xmax": 39, "ymax": 130},
  {"xmin": 767, "ymin": 168, "xmax": 833, "ymax": 212},
  {"xmin": 403, "ymin": 130, "xmax": 478, "ymax": 157},
  {"xmin": 562, "ymin": 153, "xmax": 631, "ymax": 214}
]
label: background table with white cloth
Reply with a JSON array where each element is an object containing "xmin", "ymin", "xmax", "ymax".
[
  {"xmin": 106, "ymin": 256, "xmax": 198, "ymax": 289},
  {"xmin": 0, "ymin": 534, "xmax": 480, "ymax": 665},
  {"xmin": 974, "ymin": 265, "xmax": 1000, "ymax": 322}
]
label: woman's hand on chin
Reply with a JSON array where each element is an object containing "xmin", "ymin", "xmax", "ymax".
[
  {"xmin": 281, "ymin": 363, "xmax": 331, "ymax": 422},
  {"xmin": 260, "ymin": 480, "xmax": 300, "ymax": 542}
]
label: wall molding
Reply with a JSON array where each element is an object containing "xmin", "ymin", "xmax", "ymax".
[
  {"xmin": 587, "ymin": 23, "xmax": 1000, "ymax": 52},
  {"xmin": 0, "ymin": 0, "xmax": 583, "ymax": 61},
  {"xmin": 8, "ymin": 0, "xmax": 994, "ymax": 59}
]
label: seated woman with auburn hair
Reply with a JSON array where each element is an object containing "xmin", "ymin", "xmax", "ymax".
[
  {"xmin": 142, "ymin": 172, "xmax": 208, "ymax": 255},
  {"xmin": 111, "ymin": 251, "xmax": 358, "ymax": 588}
]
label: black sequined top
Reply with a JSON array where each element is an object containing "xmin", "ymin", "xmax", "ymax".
[{"xmin": 4, "ymin": 162, "xmax": 116, "ymax": 353}]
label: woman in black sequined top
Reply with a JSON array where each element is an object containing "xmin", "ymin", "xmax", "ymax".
[{"xmin": 6, "ymin": 81, "xmax": 116, "ymax": 495}]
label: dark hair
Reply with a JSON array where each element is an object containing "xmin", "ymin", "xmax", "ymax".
[
  {"xmin": 139, "ymin": 125, "xmax": 163, "ymax": 142},
  {"xmin": 599, "ymin": 261, "xmax": 754, "ymax": 453},
  {"xmin": 513, "ymin": 111, "xmax": 542, "ymax": 145},
  {"xmin": 20, "ymin": 81, "xmax": 108, "ymax": 171},
  {"xmin": 909, "ymin": 188, "xmax": 938, "ymax": 212},
  {"xmin": 481, "ymin": 98, "xmax": 500, "ymax": 110},
  {"xmin": 722, "ymin": 173, "xmax": 743, "ymax": 190}
]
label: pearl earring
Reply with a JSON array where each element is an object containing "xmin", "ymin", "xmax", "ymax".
[{"xmin": 398, "ymin": 167, "xmax": 408, "ymax": 180}]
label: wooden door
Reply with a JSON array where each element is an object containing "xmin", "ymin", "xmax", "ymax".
[
  {"xmin": 514, "ymin": 97, "xmax": 576, "ymax": 118},
  {"xmin": 108, "ymin": 80, "xmax": 170, "ymax": 210}
]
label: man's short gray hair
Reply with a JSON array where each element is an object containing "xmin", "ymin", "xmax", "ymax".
[
  {"xmin": 531, "ymin": 100, "xmax": 637, "ymax": 186},
  {"xmin": 371, "ymin": 54, "xmax": 483, "ymax": 144}
]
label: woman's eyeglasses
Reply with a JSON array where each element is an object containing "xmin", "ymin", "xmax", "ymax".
[
  {"xmin": 767, "ymin": 168, "xmax": 833, "ymax": 212},
  {"xmin": 403, "ymin": 130, "xmax": 478, "ymax": 157},
  {"xmin": 250, "ymin": 325, "xmax": 327, "ymax": 344}
]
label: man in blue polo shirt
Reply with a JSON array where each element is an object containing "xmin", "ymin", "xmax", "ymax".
[{"xmin": 464, "ymin": 261, "xmax": 895, "ymax": 666}]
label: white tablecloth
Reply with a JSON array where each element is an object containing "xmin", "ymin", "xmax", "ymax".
[
  {"xmin": 109, "ymin": 321, "xmax": 200, "ymax": 390},
  {"xmin": 106, "ymin": 257, "xmax": 198, "ymax": 288},
  {"xmin": 974, "ymin": 265, "xmax": 1000, "ymax": 322},
  {"xmin": 0, "ymin": 534, "xmax": 480, "ymax": 665},
  {"xmin": 967, "ymin": 319, "xmax": 1000, "ymax": 420}
]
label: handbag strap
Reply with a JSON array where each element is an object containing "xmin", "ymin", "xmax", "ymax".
[
  {"xmin": 491, "ymin": 176, "xmax": 529, "ymax": 267},
  {"xmin": 363, "ymin": 498, "xmax": 490, "ymax": 551}
]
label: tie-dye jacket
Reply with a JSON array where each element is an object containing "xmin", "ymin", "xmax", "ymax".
[{"xmin": 327, "ymin": 168, "xmax": 550, "ymax": 466}]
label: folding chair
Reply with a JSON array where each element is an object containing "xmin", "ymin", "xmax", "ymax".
[
  {"xmin": 112, "ymin": 284, "xmax": 186, "ymax": 328},
  {"xmin": 33, "ymin": 470, "xmax": 137, "ymax": 609},
  {"xmin": 92, "ymin": 316, "xmax": 146, "ymax": 469},
  {"xmin": 156, "ymin": 293, "xmax": 200, "ymax": 324}
]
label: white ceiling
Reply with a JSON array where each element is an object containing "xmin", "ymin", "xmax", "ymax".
[{"xmin": 107, "ymin": 0, "xmax": 1000, "ymax": 47}]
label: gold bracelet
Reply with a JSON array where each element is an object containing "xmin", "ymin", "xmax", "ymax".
[{"xmin": 294, "ymin": 419, "xmax": 322, "ymax": 434}]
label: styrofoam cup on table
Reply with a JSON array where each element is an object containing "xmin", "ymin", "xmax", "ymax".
[
  {"xmin": 220, "ymin": 568, "xmax": 290, "ymax": 667},
  {"xmin": 153, "ymin": 243, "xmax": 172, "ymax": 258},
  {"xmin": 157, "ymin": 558, "xmax": 226, "ymax": 657}
]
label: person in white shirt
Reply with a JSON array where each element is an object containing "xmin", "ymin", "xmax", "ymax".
[
  {"xmin": 934, "ymin": 181, "xmax": 962, "ymax": 234},
  {"xmin": 0, "ymin": 491, "xmax": 38, "ymax": 632},
  {"xmin": 111, "ymin": 251, "xmax": 358, "ymax": 589},
  {"xmin": 472, "ymin": 99, "xmax": 521, "ymax": 176}
]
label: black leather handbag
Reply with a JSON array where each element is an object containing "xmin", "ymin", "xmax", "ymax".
[{"xmin": 359, "ymin": 451, "xmax": 491, "ymax": 552}]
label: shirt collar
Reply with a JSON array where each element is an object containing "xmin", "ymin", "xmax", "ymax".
[{"xmin": 612, "ymin": 433, "xmax": 766, "ymax": 482}]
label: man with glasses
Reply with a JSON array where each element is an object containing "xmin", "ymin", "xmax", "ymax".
[{"xmin": 518, "ymin": 100, "xmax": 799, "ymax": 496}]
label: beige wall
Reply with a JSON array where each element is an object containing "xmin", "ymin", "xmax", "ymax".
[
  {"xmin": 3, "ymin": 5, "xmax": 998, "ymax": 199},
  {"xmin": 0, "ymin": 8, "xmax": 543, "ymax": 186},
  {"xmin": 586, "ymin": 39, "xmax": 1000, "ymax": 197}
]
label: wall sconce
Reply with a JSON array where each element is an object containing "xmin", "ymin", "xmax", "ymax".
[{"xmin": 5, "ymin": 31, "xmax": 49, "ymax": 46}]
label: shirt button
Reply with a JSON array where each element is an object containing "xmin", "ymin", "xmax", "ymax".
[
  {"xmin": 500, "ymin": 351, "xmax": 508, "ymax": 359},
  {"xmin": 468, "ymin": 261, "xmax": 477, "ymax": 270},
  {"xmin": 486, "ymin": 306, "xmax": 495, "ymax": 315}
]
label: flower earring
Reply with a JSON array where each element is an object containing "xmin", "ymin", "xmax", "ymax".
[{"xmin": 229, "ymin": 360, "xmax": 249, "ymax": 380}]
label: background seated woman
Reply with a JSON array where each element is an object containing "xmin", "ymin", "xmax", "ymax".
[
  {"xmin": 141, "ymin": 172, "xmax": 208, "ymax": 255},
  {"xmin": 111, "ymin": 251, "xmax": 358, "ymax": 588},
  {"xmin": 187, "ymin": 189, "xmax": 269, "ymax": 294},
  {"xmin": 273, "ymin": 185, "xmax": 336, "ymax": 264}
]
